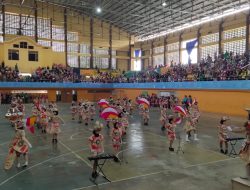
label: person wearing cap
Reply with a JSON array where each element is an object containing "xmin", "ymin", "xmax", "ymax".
[
  {"xmin": 11, "ymin": 120, "xmax": 32, "ymax": 168},
  {"xmin": 164, "ymin": 115, "xmax": 176, "ymax": 151},
  {"xmin": 218, "ymin": 116, "xmax": 230, "ymax": 154},
  {"xmin": 88, "ymin": 128, "xmax": 104, "ymax": 178}
]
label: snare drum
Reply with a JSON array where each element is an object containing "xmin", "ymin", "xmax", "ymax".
[{"xmin": 5, "ymin": 113, "xmax": 11, "ymax": 119}]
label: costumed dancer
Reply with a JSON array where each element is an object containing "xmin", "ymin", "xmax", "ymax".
[
  {"xmin": 90, "ymin": 104, "xmax": 96, "ymax": 121},
  {"xmin": 5, "ymin": 120, "xmax": 32, "ymax": 169},
  {"xmin": 218, "ymin": 116, "xmax": 231, "ymax": 154},
  {"xmin": 119, "ymin": 110, "xmax": 129, "ymax": 136},
  {"xmin": 47, "ymin": 113, "xmax": 62, "ymax": 143},
  {"xmin": 142, "ymin": 107, "xmax": 150, "ymax": 126},
  {"xmin": 110, "ymin": 121, "xmax": 122, "ymax": 154},
  {"xmin": 40, "ymin": 106, "xmax": 49, "ymax": 133},
  {"xmin": 70, "ymin": 101, "xmax": 77, "ymax": 120},
  {"xmin": 82, "ymin": 104, "xmax": 90, "ymax": 126},
  {"xmin": 6, "ymin": 101, "xmax": 20, "ymax": 127},
  {"xmin": 184, "ymin": 116, "xmax": 199, "ymax": 142},
  {"xmin": 165, "ymin": 116, "xmax": 176, "ymax": 151},
  {"xmin": 160, "ymin": 105, "xmax": 168, "ymax": 131},
  {"xmin": 88, "ymin": 127, "xmax": 104, "ymax": 178},
  {"xmin": 78, "ymin": 102, "xmax": 83, "ymax": 123},
  {"xmin": 239, "ymin": 119, "xmax": 250, "ymax": 179}
]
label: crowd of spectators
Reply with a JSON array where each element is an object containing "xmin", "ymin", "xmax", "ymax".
[{"xmin": 0, "ymin": 51, "xmax": 249, "ymax": 83}]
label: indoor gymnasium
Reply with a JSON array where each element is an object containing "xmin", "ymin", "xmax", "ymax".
[{"xmin": 0, "ymin": 0, "xmax": 250, "ymax": 190}]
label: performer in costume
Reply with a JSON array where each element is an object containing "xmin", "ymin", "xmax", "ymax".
[
  {"xmin": 184, "ymin": 116, "xmax": 199, "ymax": 141},
  {"xmin": 82, "ymin": 104, "xmax": 90, "ymax": 126},
  {"xmin": 110, "ymin": 121, "xmax": 122, "ymax": 153},
  {"xmin": 239, "ymin": 119, "xmax": 250, "ymax": 179},
  {"xmin": 88, "ymin": 128, "xmax": 104, "ymax": 178},
  {"xmin": 70, "ymin": 101, "xmax": 77, "ymax": 120},
  {"xmin": 218, "ymin": 116, "xmax": 231, "ymax": 154},
  {"xmin": 90, "ymin": 104, "xmax": 96, "ymax": 121},
  {"xmin": 142, "ymin": 107, "xmax": 150, "ymax": 126},
  {"xmin": 160, "ymin": 105, "xmax": 168, "ymax": 131},
  {"xmin": 40, "ymin": 106, "xmax": 49, "ymax": 133},
  {"xmin": 165, "ymin": 116, "xmax": 176, "ymax": 151},
  {"xmin": 78, "ymin": 102, "xmax": 83, "ymax": 123},
  {"xmin": 11, "ymin": 120, "xmax": 32, "ymax": 168},
  {"xmin": 47, "ymin": 114, "xmax": 62, "ymax": 143}
]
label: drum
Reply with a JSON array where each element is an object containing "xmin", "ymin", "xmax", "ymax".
[
  {"xmin": 5, "ymin": 113, "xmax": 11, "ymax": 119},
  {"xmin": 53, "ymin": 108, "xmax": 58, "ymax": 115},
  {"xmin": 17, "ymin": 112, "xmax": 23, "ymax": 118}
]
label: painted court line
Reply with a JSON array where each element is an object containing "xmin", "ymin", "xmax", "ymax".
[
  {"xmin": 72, "ymin": 170, "xmax": 165, "ymax": 190},
  {"xmin": 59, "ymin": 140, "xmax": 92, "ymax": 168},
  {"xmin": 0, "ymin": 148, "xmax": 88, "ymax": 187}
]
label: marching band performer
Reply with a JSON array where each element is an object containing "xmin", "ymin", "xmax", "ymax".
[
  {"xmin": 82, "ymin": 104, "xmax": 90, "ymax": 126},
  {"xmin": 90, "ymin": 104, "xmax": 96, "ymax": 121},
  {"xmin": 160, "ymin": 105, "xmax": 168, "ymax": 131},
  {"xmin": 88, "ymin": 126, "xmax": 104, "ymax": 178},
  {"xmin": 184, "ymin": 116, "xmax": 199, "ymax": 141},
  {"xmin": 110, "ymin": 121, "xmax": 122, "ymax": 153},
  {"xmin": 12, "ymin": 120, "xmax": 32, "ymax": 168},
  {"xmin": 218, "ymin": 116, "xmax": 231, "ymax": 154},
  {"xmin": 70, "ymin": 101, "xmax": 77, "ymax": 120},
  {"xmin": 40, "ymin": 106, "xmax": 50, "ymax": 133},
  {"xmin": 142, "ymin": 107, "xmax": 150, "ymax": 126},
  {"xmin": 165, "ymin": 116, "xmax": 176, "ymax": 151},
  {"xmin": 47, "ymin": 113, "xmax": 62, "ymax": 143},
  {"xmin": 78, "ymin": 102, "xmax": 83, "ymax": 123},
  {"xmin": 239, "ymin": 119, "xmax": 250, "ymax": 179}
]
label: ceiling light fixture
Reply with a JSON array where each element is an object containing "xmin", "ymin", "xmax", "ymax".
[
  {"xmin": 96, "ymin": 7, "xmax": 102, "ymax": 13},
  {"xmin": 138, "ymin": 4, "xmax": 250, "ymax": 41},
  {"xmin": 162, "ymin": 2, "xmax": 167, "ymax": 7}
]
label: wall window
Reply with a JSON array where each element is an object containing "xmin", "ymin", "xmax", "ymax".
[
  {"xmin": 80, "ymin": 44, "xmax": 90, "ymax": 54},
  {"xmin": 28, "ymin": 51, "xmax": 38, "ymax": 61},
  {"xmin": 21, "ymin": 15, "xmax": 35, "ymax": 37},
  {"xmin": 201, "ymin": 33, "xmax": 219, "ymax": 45},
  {"xmin": 67, "ymin": 54, "xmax": 78, "ymax": 67},
  {"xmin": 5, "ymin": 13, "xmax": 20, "ymax": 35},
  {"xmin": 153, "ymin": 54, "xmax": 164, "ymax": 67},
  {"xmin": 52, "ymin": 25, "xmax": 65, "ymax": 41},
  {"xmin": 67, "ymin": 43, "xmax": 78, "ymax": 53},
  {"xmin": 94, "ymin": 49, "xmax": 109, "ymax": 55},
  {"xmin": 224, "ymin": 27, "xmax": 246, "ymax": 40},
  {"xmin": 38, "ymin": 40, "xmax": 51, "ymax": 47},
  {"xmin": 93, "ymin": 57, "xmax": 109, "ymax": 69},
  {"xmin": 167, "ymin": 42, "xmax": 179, "ymax": 52},
  {"xmin": 201, "ymin": 44, "xmax": 219, "ymax": 60},
  {"xmin": 181, "ymin": 39, "xmax": 198, "ymax": 64},
  {"xmin": 20, "ymin": 42, "xmax": 28, "ymax": 48},
  {"xmin": 38, "ymin": 18, "xmax": 51, "ymax": 39},
  {"xmin": 223, "ymin": 39, "xmax": 246, "ymax": 54},
  {"xmin": 80, "ymin": 56, "xmax": 90, "ymax": 68},
  {"xmin": 8, "ymin": 49, "xmax": 19, "ymax": 60},
  {"xmin": 52, "ymin": 41, "xmax": 65, "ymax": 52},
  {"xmin": 167, "ymin": 51, "xmax": 179, "ymax": 65},
  {"xmin": 153, "ymin": 46, "xmax": 164, "ymax": 54},
  {"xmin": 67, "ymin": 32, "xmax": 78, "ymax": 42},
  {"xmin": 112, "ymin": 58, "xmax": 116, "ymax": 69}
]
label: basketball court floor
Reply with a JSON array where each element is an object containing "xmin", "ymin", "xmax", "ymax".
[{"xmin": 0, "ymin": 104, "xmax": 246, "ymax": 190}]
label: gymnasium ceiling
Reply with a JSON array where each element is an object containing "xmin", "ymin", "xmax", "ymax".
[{"xmin": 44, "ymin": 0, "xmax": 250, "ymax": 39}]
